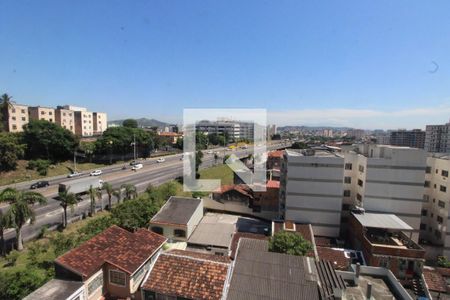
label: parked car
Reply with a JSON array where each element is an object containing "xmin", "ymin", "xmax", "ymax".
[
  {"xmin": 30, "ymin": 181, "xmax": 49, "ymax": 189},
  {"xmin": 131, "ymin": 163, "xmax": 143, "ymax": 171},
  {"xmin": 156, "ymin": 158, "xmax": 165, "ymax": 163},
  {"xmin": 67, "ymin": 171, "xmax": 82, "ymax": 178},
  {"xmin": 90, "ymin": 169, "xmax": 103, "ymax": 176}
]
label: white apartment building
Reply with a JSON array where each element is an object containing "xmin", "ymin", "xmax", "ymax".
[
  {"xmin": 425, "ymin": 122, "xmax": 450, "ymax": 153},
  {"xmin": 280, "ymin": 149, "xmax": 345, "ymax": 237},
  {"xmin": 343, "ymin": 144, "xmax": 426, "ymax": 242},
  {"xmin": 55, "ymin": 107, "xmax": 75, "ymax": 134},
  {"xmin": 3, "ymin": 104, "xmax": 29, "ymax": 132},
  {"xmin": 29, "ymin": 106, "xmax": 56, "ymax": 123},
  {"xmin": 74, "ymin": 110, "xmax": 94, "ymax": 137},
  {"xmin": 93, "ymin": 112, "xmax": 107, "ymax": 135},
  {"xmin": 421, "ymin": 155, "xmax": 450, "ymax": 257}
]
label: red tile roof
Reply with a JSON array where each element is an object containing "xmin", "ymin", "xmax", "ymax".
[
  {"xmin": 266, "ymin": 180, "xmax": 280, "ymax": 189},
  {"xmin": 142, "ymin": 250, "xmax": 230, "ymax": 300},
  {"xmin": 216, "ymin": 184, "xmax": 253, "ymax": 199},
  {"xmin": 316, "ymin": 247, "xmax": 351, "ymax": 271},
  {"xmin": 423, "ymin": 267, "xmax": 448, "ymax": 293},
  {"xmin": 56, "ymin": 225, "xmax": 167, "ymax": 279},
  {"xmin": 158, "ymin": 132, "xmax": 182, "ymax": 137},
  {"xmin": 268, "ymin": 150, "xmax": 284, "ymax": 158},
  {"xmin": 437, "ymin": 267, "xmax": 450, "ymax": 277}
]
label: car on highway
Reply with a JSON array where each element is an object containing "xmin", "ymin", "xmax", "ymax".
[
  {"xmin": 156, "ymin": 158, "xmax": 165, "ymax": 163},
  {"xmin": 129, "ymin": 160, "xmax": 142, "ymax": 166},
  {"xmin": 67, "ymin": 171, "xmax": 82, "ymax": 178},
  {"xmin": 90, "ymin": 169, "xmax": 103, "ymax": 176},
  {"xmin": 30, "ymin": 181, "xmax": 49, "ymax": 189},
  {"xmin": 131, "ymin": 163, "xmax": 143, "ymax": 171}
]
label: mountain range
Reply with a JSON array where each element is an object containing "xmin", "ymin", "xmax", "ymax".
[{"xmin": 108, "ymin": 118, "xmax": 170, "ymax": 128}]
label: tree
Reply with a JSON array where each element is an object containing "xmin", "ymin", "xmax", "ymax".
[
  {"xmin": 88, "ymin": 185, "xmax": 97, "ymax": 216},
  {"xmin": 111, "ymin": 196, "xmax": 160, "ymax": 231},
  {"xmin": 195, "ymin": 150, "xmax": 204, "ymax": 177},
  {"xmin": 269, "ymin": 230, "xmax": 312, "ymax": 256},
  {"xmin": 57, "ymin": 189, "xmax": 78, "ymax": 228},
  {"xmin": 22, "ymin": 120, "xmax": 79, "ymax": 161},
  {"xmin": 122, "ymin": 119, "xmax": 138, "ymax": 128},
  {"xmin": 0, "ymin": 93, "xmax": 15, "ymax": 132},
  {"xmin": 0, "ymin": 132, "xmax": 26, "ymax": 171},
  {"xmin": 112, "ymin": 188, "xmax": 122, "ymax": 205},
  {"xmin": 438, "ymin": 256, "xmax": 450, "ymax": 268},
  {"xmin": 196, "ymin": 132, "xmax": 208, "ymax": 150},
  {"xmin": 291, "ymin": 142, "xmax": 308, "ymax": 149},
  {"xmin": 121, "ymin": 183, "xmax": 137, "ymax": 201},
  {"xmin": 102, "ymin": 182, "xmax": 114, "ymax": 210},
  {"xmin": 96, "ymin": 188, "xmax": 103, "ymax": 212},
  {"xmin": 0, "ymin": 209, "xmax": 9, "ymax": 256},
  {"xmin": 0, "ymin": 188, "xmax": 47, "ymax": 251}
]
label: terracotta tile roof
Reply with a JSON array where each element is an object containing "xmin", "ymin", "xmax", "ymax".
[
  {"xmin": 158, "ymin": 132, "xmax": 181, "ymax": 137},
  {"xmin": 423, "ymin": 267, "xmax": 448, "ymax": 293},
  {"xmin": 266, "ymin": 180, "xmax": 280, "ymax": 189},
  {"xmin": 216, "ymin": 184, "xmax": 253, "ymax": 199},
  {"xmin": 437, "ymin": 267, "xmax": 450, "ymax": 278},
  {"xmin": 268, "ymin": 150, "xmax": 284, "ymax": 158},
  {"xmin": 142, "ymin": 250, "xmax": 230, "ymax": 300},
  {"xmin": 230, "ymin": 232, "xmax": 268, "ymax": 259},
  {"xmin": 56, "ymin": 225, "xmax": 167, "ymax": 279},
  {"xmin": 315, "ymin": 236, "xmax": 334, "ymax": 247},
  {"xmin": 316, "ymin": 247, "xmax": 351, "ymax": 271}
]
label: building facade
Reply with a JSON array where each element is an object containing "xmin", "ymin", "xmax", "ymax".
[
  {"xmin": 55, "ymin": 107, "xmax": 76, "ymax": 134},
  {"xmin": 196, "ymin": 120, "xmax": 254, "ymax": 141},
  {"xmin": 29, "ymin": 106, "xmax": 56, "ymax": 123},
  {"xmin": 3, "ymin": 103, "xmax": 29, "ymax": 132},
  {"xmin": 390, "ymin": 129, "xmax": 426, "ymax": 149},
  {"xmin": 93, "ymin": 112, "xmax": 107, "ymax": 135},
  {"xmin": 425, "ymin": 122, "xmax": 450, "ymax": 153},
  {"xmin": 74, "ymin": 111, "xmax": 94, "ymax": 137}
]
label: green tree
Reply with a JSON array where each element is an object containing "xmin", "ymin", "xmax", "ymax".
[
  {"xmin": 0, "ymin": 267, "xmax": 49, "ymax": 300},
  {"xmin": 122, "ymin": 118, "xmax": 138, "ymax": 128},
  {"xmin": 112, "ymin": 188, "xmax": 122, "ymax": 205},
  {"xmin": 102, "ymin": 182, "xmax": 114, "ymax": 210},
  {"xmin": 121, "ymin": 183, "xmax": 137, "ymax": 200},
  {"xmin": 0, "ymin": 209, "xmax": 9, "ymax": 256},
  {"xmin": 0, "ymin": 188, "xmax": 47, "ymax": 251},
  {"xmin": 57, "ymin": 189, "xmax": 78, "ymax": 228},
  {"xmin": 269, "ymin": 230, "xmax": 312, "ymax": 256},
  {"xmin": 22, "ymin": 119, "xmax": 79, "ymax": 161},
  {"xmin": 96, "ymin": 188, "xmax": 103, "ymax": 212},
  {"xmin": 0, "ymin": 132, "xmax": 26, "ymax": 171},
  {"xmin": 0, "ymin": 93, "xmax": 15, "ymax": 132},
  {"xmin": 438, "ymin": 256, "xmax": 450, "ymax": 268},
  {"xmin": 196, "ymin": 132, "xmax": 208, "ymax": 150},
  {"xmin": 111, "ymin": 196, "xmax": 160, "ymax": 231},
  {"xmin": 77, "ymin": 215, "xmax": 116, "ymax": 242},
  {"xmin": 88, "ymin": 185, "xmax": 97, "ymax": 216},
  {"xmin": 195, "ymin": 150, "xmax": 204, "ymax": 177}
]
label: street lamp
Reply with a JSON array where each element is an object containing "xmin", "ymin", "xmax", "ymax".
[{"xmin": 108, "ymin": 140, "xmax": 113, "ymax": 164}]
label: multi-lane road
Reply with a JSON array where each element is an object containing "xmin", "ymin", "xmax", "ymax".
[{"xmin": 1, "ymin": 142, "xmax": 289, "ymax": 249}]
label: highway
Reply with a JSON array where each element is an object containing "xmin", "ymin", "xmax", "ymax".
[{"xmin": 1, "ymin": 142, "xmax": 289, "ymax": 250}]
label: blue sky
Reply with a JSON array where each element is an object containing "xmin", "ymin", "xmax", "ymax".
[{"xmin": 1, "ymin": 1, "xmax": 450, "ymax": 129}]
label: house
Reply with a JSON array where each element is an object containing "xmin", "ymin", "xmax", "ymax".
[
  {"xmin": 253, "ymin": 180, "xmax": 280, "ymax": 212},
  {"xmin": 54, "ymin": 225, "xmax": 167, "ymax": 300},
  {"xmin": 149, "ymin": 196, "xmax": 203, "ymax": 242},
  {"xmin": 141, "ymin": 250, "xmax": 231, "ymax": 300},
  {"xmin": 267, "ymin": 150, "xmax": 283, "ymax": 180},
  {"xmin": 157, "ymin": 131, "xmax": 182, "ymax": 144},
  {"xmin": 348, "ymin": 212, "xmax": 425, "ymax": 279},
  {"xmin": 212, "ymin": 184, "xmax": 253, "ymax": 206}
]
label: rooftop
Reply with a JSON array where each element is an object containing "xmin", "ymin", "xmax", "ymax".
[
  {"xmin": 352, "ymin": 212, "xmax": 413, "ymax": 231},
  {"xmin": 188, "ymin": 213, "xmax": 237, "ymax": 248},
  {"xmin": 268, "ymin": 150, "xmax": 284, "ymax": 158},
  {"xmin": 150, "ymin": 196, "xmax": 202, "ymax": 226},
  {"xmin": 286, "ymin": 149, "xmax": 343, "ymax": 158},
  {"xmin": 142, "ymin": 250, "xmax": 230, "ymax": 300},
  {"xmin": 56, "ymin": 225, "xmax": 166, "ymax": 279},
  {"xmin": 317, "ymin": 247, "xmax": 351, "ymax": 271},
  {"xmin": 423, "ymin": 267, "xmax": 448, "ymax": 293},
  {"xmin": 23, "ymin": 279, "xmax": 83, "ymax": 300}
]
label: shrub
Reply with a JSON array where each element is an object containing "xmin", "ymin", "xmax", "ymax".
[
  {"xmin": 27, "ymin": 159, "xmax": 51, "ymax": 176},
  {"xmin": 5, "ymin": 250, "xmax": 20, "ymax": 266}
]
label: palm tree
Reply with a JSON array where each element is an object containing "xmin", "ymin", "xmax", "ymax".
[
  {"xmin": 57, "ymin": 189, "xmax": 78, "ymax": 228},
  {"xmin": 0, "ymin": 93, "xmax": 15, "ymax": 131},
  {"xmin": 0, "ymin": 210, "xmax": 10, "ymax": 256},
  {"xmin": 112, "ymin": 188, "xmax": 122, "ymax": 205},
  {"xmin": 0, "ymin": 188, "xmax": 47, "ymax": 251},
  {"xmin": 121, "ymin": 184, "xmax": 137, "ymax": 201},
  {"xmin": 102, "ymin": 182, "xmax": 113, "ymax": 210},
  {"xmin": 96, "ymin": 188, "xmax": 103, "ymax": 212},
  {"xmin": 88, "ymin": 185, "xmax": 97, "ymax": 216}
]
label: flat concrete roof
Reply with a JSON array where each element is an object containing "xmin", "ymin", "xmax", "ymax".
[
  {"xmin": 187, "ymin": 213, "xmax": 237, "ymax": 248},
  {"xmin": 151, "ymin": 196, "xmax": 202, "ymax": 225},
  {"xmin": 23, "ymin": 279, "xmax": 83, "ymax": 300},
  {"xmin": 352, "ymin": 212, "xmax": 413, "ymax": 231}
]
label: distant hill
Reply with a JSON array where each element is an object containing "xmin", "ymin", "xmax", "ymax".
[
  {"xmin": 108, "ymin": 118, "xmax": 170, "ymax": 128},
  {"xmin": 278, "ymin": 125, "xmax": 354, "ymax": 131}
]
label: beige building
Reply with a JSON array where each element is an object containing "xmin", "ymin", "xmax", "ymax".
[
  {"xmin": 93, "ymin": 112, "xmax": 107, "ymax": 135},
  {"xmin": 55, "ymin": 108, "xmax": 76, "ymax": 134},
  {"xmin": 3, "ymin": 104, "xmax": 29, "ymax": 132},
  {"xmin": 29, "ymin": 106, "xmax": 56, "ymax": 123},
  {"xmin": 74, "ymin": 110, "xmax": 94, "ymax": 137}
]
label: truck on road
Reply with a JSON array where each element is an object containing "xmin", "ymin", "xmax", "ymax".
[{"xmin": 58, "ymin": 177, "xmax": 104, "ymax": 195}]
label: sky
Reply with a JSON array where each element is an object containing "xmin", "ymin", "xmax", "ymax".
[{"xmin": 1, "ymin": 0, "xmax": 450, "ymax": 129}]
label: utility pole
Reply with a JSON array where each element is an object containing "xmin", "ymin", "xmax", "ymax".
[
  {"xmin": 134, "ymin": 134, "xmax": 137, "ymax": 161},
  {"xmin": 73, "ymin": 151, "xmax": 77, "ymax": 173}
]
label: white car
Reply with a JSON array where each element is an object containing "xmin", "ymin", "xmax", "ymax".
[
  {"xmin": 156, "ymin": 158, "xmax": 165, "ymax": 163},
  {"xmin": 67, "ymin": 171, "xmax": 82, "ymax": 178},
  {"xmin": 206, "ymin": 150, "xmax": 213, "ymax": 154},
  {"xmin": 131, "ymin": 163, "xmax": 143, "ymax": 170},
  {"xmin": 90, "ymin": 170, "xmax": 103, "ymax": 176}
]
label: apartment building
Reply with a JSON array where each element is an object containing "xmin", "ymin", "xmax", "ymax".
[
  {"xmin": 421, "ymin": 155, "xmax": 450, "ymax": 257},
  {"xmin": 196, "ymin": 120, "xmax": 254, "ymax": 141},
  {"xmin": 29, "ymin": 106, "xmax": 56, "ymax": 123},
  {"xmin": 279, "ymin": 149, "xmax": 345, "ymax": 237},
  {"xmin": 390, "ymin": 129, "xmax": 425, "ymax": 149},
  {"xmin": 425, "ymin": 122, "xmax": 450, "ymax": 153},
  {"xmin": 2, "ymin": 103, "xmax": 29, "ymax": 132},
  {"xmin": 74, "ymin": 110, "xmax": 94, "ymax": 137},
  {"xmin": 55, "ymin": 107, "xmax": 75, "ymax": 134},
  {"xmin": 343, "ymin": 144, "xmax": 427, "ymax": 242},
  {"xmin": 93, "ymin": 112, "xmax": 107, "ymax": 135}
]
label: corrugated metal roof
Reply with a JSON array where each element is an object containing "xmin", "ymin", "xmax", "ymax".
[{"xmin": 352, "ymin": 212, "xmax": 413, "ymax": 230}]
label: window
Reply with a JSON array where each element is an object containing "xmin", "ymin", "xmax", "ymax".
[
  {"xmin": 344, "ymin": 177, "xmax": 351, "ymax": 184},
  {"xmin": 12, "ymin": 125, "xmax": 17, "ymax": 130},
  {"xmin": 420, "ymin": 223, "xmax": 427, "ymax": 230},
  {"xmin": 358, "ymin": 179, "xmax": 363, "ymax": 187},
  {"xmin": 343, "ymin": 190, "xmax": 351, "ymax": 197},
  {"xmin": 437, "ymin": 216, "xmax": 444, "ymax": 224},
  {"xmin": 426, "ymin": 166, "xmax": 431, "ymax": 174},
  {"xmin": 443, "ymin": 170, "xmax": 449, "ymax": 177},
  {"xmin": 49, "ymin": 111, "xmax": 53, "ymax": 115},
  {"xmin": 110, "ymin": 270, "xmax": 126, "ymax": 286},
  {"xmin": 356, "ymin": 193, "xmax": 362, "ymax": 201},
  {"xmin": 421, "ymin": 209, "xmax": 427, "ymax": 216},
  {"xmin": 342, "ymin": 204, "xmax": 350, "ymax": 210},
  {"xmin": 21, "ymin": 109, "xmax": 26, "ymax": 113},
  {"xmin": 11, "ymin": 108, "xmax": 15, "ymax": 113},
  {"xmin": 41, "ymin": 111, "xmax": 45, "ymax": 115},
  {"xmin": 174, "ymin": 229, "xmax": 186, "ymax": 238},
  {"xmin": 440, "ymin": 185, "xmax": 447, "ymax": 192},
  {"xmin": 151, "ymin": 226, "xmax": 163, "ymax": 235},
  {"xmin": 358, "ymin": 165, "xmax": 365, "ymax": 172},
  {"xmin": 436, "ymin": 169, "xmax": 439, "ymax": 174},
  {"xmin": 11, "ymin": 116, "xmax": 16, "ymax": 120},
  {"xmin": 438, "ymin": 200, "xmax": 446, "ymax": 208},
  {"xmin": 345, "ymin": 163, "xmax": 352, "ymax": 170},
  {"xmin": 88, "ymin": 272, "xmax": 103, "ymax": 295},
  {"xmin": 424, "ymin": 181, "xmax": 430, "ymax": 187},
  {"xmin": 379, "ymin": 257, "xmax": 389, "ymax": 268},
  {"xmin": 21, "ymin": 117, "xmax": 26, "ymax": 121}
]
